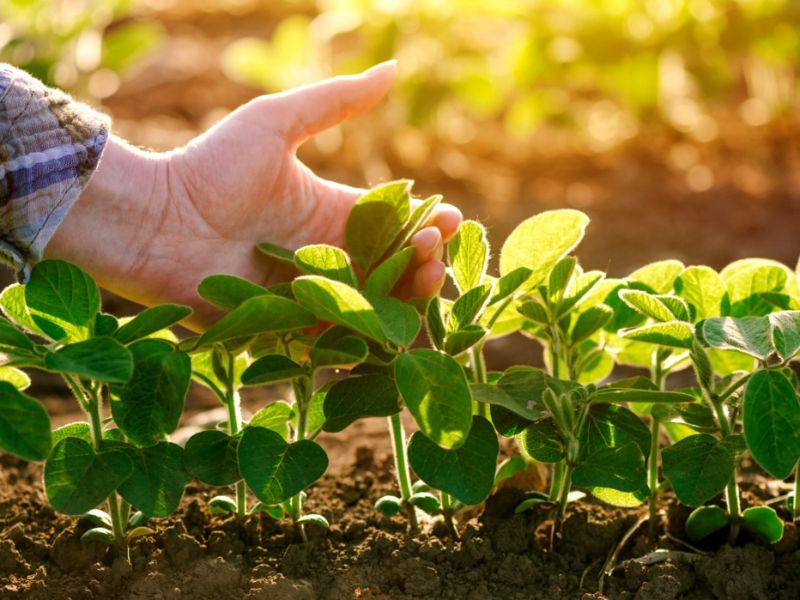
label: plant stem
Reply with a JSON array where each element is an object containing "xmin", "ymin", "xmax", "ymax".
[
  {"xmin": 794, "ymin": 461, "xmax": 800, "ymax": 523},
  {"xmin": 711, "ymin": 398, "xmax": 741, "ymax": 543},
  {"xmin": 440, "ymin": 492, "xmax": 460, "ymax": 540},
  {"xmin": 223, "ymin": 353, "xmax": 246, "ymax": 518},
  {"xmin": 388, "ymin": 413, "xmax": 419, "ymax": 532},
  {"xmin": 290, "ymin": 376, "xmax": 312, "ymax": 541},
  {"xmin": 470, "ymin": 345, "xmax": 489, "ymax": 419},
  {"xmin": 549, "ymin": 461, "xmax": 565, "ymax": 502},
  {"xmin": 552, "ymin": 463, "xmax": 574, "ymax": 547},
  {"xmin": 648, "ymin": 416, "xmax": 660, "ymax": 546},
  {"xmin": 548, "ymin": 325, "xmax": 561, "ymax": 379},
  {"xmin": 79, "ymin": 380, "xmax": 128, "ymax": 551}
]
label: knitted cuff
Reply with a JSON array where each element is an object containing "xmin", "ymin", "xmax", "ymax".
[{"xmin": 0, "ymin": 64, "xmax": 110, "ymax": 280}]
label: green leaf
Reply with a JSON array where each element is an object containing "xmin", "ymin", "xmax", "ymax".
[
  {"xmin": 560, "ymin": 270, "xmax": 605, "ymax": 313},
  {"xmin": 724, "ymin": 263, "xmax": 788, "ymax": 317},
  {"xmin": 448, "ymin": 284, "xmax": 492, "ymax": 333},
  {"xmin": 44, "ymin": 438, "xmax": 133, "ymax": 515},
  {"xmin": 94, "ymin": 313, "xmax": 118, "ymax": 337},
  {"xmin": 407, "ymin": 416, "xmax": 498, "ymax": 505},
  {"xmin": 249, "ymin": 401, "xmax": 293, "ymax": 439},
  {"xmin": 517, "ymin": 299, "xmax": 549, "ymax": 325},
  {"xmin": 494, "ymin": 455, "xmax": 528, "ymax": 485},
  {"xmin": 208, "ymin": 495, "xmax": 238, "ymax": 515},
  {"xmin": 45, "ymin": 337, "xmax": 133, "ymax": 383},
  {"xmin": 375, "ymin": 495, "xmax": 403, "ymax": 516},
  {"xmin": 685, "ymin": 506, "xmax": 730, "ymax": 542},
  {"xmin": 743, "ymin": 369, "xmax": 800, "ymax": 479},
  {"xmin": 0, "ymin": 317, "xmax": 34, "ymax": 352},
  {"xmin": 702, "ymin": 316, "xmax": 772, "ymax": 360},
  {"xmin": 489, "ymin": 267, "xmax": 533, "ymax": 304},
  {"xmin": 197, "ymin": 275, "xmax": 271, "ymax": 311},
  {"xmin": 117, "ymin": 442, "xmax": 191, "ymax": 517},
  {"xmin": 444, "ymin": 325, "xmax": 486, "ymax": 355},
  {"xmin": 519, "ymin": 418, "xmax": 564, "ymax": 463},
  {"xmin": 619, "ymin": 290, "xmax": 678, "ymax": 322},
  {"xmin": 0, "ymin": 284, "xmax": 45, "ymax": 339},
  {"xmin": 295, "ymin": 244, "xmax": 358, "ymax": 286},
  {"xmin": 309, "ymin": 326, "xmax": 368, "ymax": 368},
  {"xmin": 237, "ymin": 427, "xmax": 328, "ymax": 504},
  {"xmin": 571, "ymin": 305, "xmax": 613, "ymax": 343},
  {"xmin": 110, "ymin": 340, "xmax": 190, "ymax": 446},
  {"xmin": 184, "ymin": 430, "xmax": 241, "ymax": 486},
  {"xmin": 241, "ymin": 355, "xmax": 306, "ymax": 386},
  {"xmin": 364, "ymin": 247, "xmax": 415, "ymax": 296},
  {"xmin": 448, "ymin": 220, "xmax": 489, "ymax": 294},
  {"xmin": 425, "ymin": 297, "xmax": 446, "ymax": 350},
  {"xmin": 572, "ymin": 443, "xmax": 647, "ymax": 492},
  {"xmin": 365, "ymin": 293, "xmax": 421, "ymax": 347},
  {"xmin": 620, "ymin": 321, "xmax": 694, "ymax": 349},
  {"xmin": 293, "ymin": 276, "xmax": 386, "ymax": 343},
  {"xmin": 51, "ymin": 422, "xmax": 92, "ymax": 446},
  {"xmin": 296, "ymin": 513, "xmax": 329, "ymax": 529},
  {"xmin": 742, "ymin": 506, "xmax": 784, "ymax": 544},
  {"xmin": 769, "ymin": 311, "xmax": 800, "ymax": 361},
  {"xmin": 25, "ymin": 260, "xmax": 99, "ymax": 327},
  {"xmin": 81, "ymin": 527, "xmax": 115, "ymax": 544},
  {"xmin": 408, "ymin": 492, "xmax": 441, "ymax": 514},
  {"xmin": 548, "ymin": 256, "xmax": 577, "ymax": 304},
  {"xmin": 499, "ymin": 210, "xmax": 589, "ymax": 289},
  {"xmin": 323, "ymin": 374, "xmax": 400, "ymax": 432},
  {"xmin": 592, "ymin": 388, "xmax": 695, "ymax": 405},
  {"xmin": 80, "ymin": 508, "xmax": 113, "ymax": 529},
  {"xmin": 0, "ymin": 366, "xmax": 30, "ymax": 390},
  {"xmin": 627, "ymin": 260, "xmax": 684, "ymax": 294},
  {"xmin": 198, "ymin": 295, "xmax": 315, "ymax": 347},
  {"xmin": 345, "ymin": 180, "xmax": 411, "ymax": 272},
  {"xmin": 190, "ymin": 349, "xmax": 248, "ymax": 393},
  {"xmin": 257, "ymin": 242, "xmax": 296, "ymax": 264},
  {"xmin": 380, "ymin": 193, "xmax": 442, "ymax": 262},
  {"xmin": 470, "ymin": 382, "xmax": 540, "ymax": 421},
  {"xmin": 662, "ymin": 434, "xmax": 735, "ymax": 506},
  {"xmin": 394, "ymin": 349, "xmax": 473, "ymax": 448},
  {"xmin": 0, "ymin": 381, "xmax": 51, "ymax": 461},
  {"xmin": 114, "ymin": 304, "xmax": 192, "ymax": 344},
  {"xmin": 675, "ymin": 266, "xmax": 726, "ymax": 320},
  {"xmin": 590, "ymin": 486, "xmax": 648, "ymax": 508}
]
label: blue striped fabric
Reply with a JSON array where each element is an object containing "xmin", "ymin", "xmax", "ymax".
[{"xmin": 0, "ymin": 64, "xmax": 109, "ymax": 279}]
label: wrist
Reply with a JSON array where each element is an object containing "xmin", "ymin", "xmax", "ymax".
[{"xmin": 45, "ymin": 136, "xmax": 168, "ymax": 292}]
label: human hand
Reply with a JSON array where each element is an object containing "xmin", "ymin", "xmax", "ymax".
[{"xmin": 48, "ymin": 62, "xmax": 462, "ymax": 330}]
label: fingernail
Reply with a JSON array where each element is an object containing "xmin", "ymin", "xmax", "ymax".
[{"xmin": 363, "ymin": 60, "xmax": 398, "ymax": 76}]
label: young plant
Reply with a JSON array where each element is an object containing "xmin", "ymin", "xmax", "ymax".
[
  {"xmin": 0, "ymin": 260, "xmax": 193, "ymax": 551},
  {"xmin": 617, "ymin": 259, "xmax": 800, "ymax": 544},
  {"xmin": 183, "ymin": 275, "xmax": 331, "ymax": 534}
]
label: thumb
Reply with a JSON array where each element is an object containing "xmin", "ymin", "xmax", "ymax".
[{"xmin": 267, "ymin": 61, "xmax": 398, "ymax": 146}]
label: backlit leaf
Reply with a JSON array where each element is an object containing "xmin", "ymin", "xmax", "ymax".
[{"xmin": 394, "ymin": 349, "xmax": 472, "ymax": 448}]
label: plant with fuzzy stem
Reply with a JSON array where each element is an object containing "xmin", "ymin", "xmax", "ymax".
[{"xmin": 0, "ymin": 260, "xmax": 193, "ymax": 554}]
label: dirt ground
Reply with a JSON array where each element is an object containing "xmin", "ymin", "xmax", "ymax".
[
  {"xmin": 3, "ymin": 3, "xmax": 800, "ymax": 599},
  {"xmin": 2, "ymin": 429, "xmax": 799, "ymax": 600}
]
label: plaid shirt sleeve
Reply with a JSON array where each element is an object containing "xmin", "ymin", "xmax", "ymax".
[{"xmin": 0, "ymin": 64, "xmax": 109, "ymax": 280}]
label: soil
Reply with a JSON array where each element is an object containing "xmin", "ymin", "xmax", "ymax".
[{"xmin": 2, "ymin": 424, "xmax": 799, "ymax": 600}]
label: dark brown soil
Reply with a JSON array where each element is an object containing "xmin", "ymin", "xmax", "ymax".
[{"xmin": 2, "ymin": 428, "xmax": 799, "ymax": 600}]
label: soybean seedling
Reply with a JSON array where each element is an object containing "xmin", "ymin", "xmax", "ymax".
[
  {"xmin": 0, "ymin": 260, "xmax": 193, "ymax": 552},
  {"xmin": 619, "ymin": 259, "xmax": 800, "ymax": 544}
]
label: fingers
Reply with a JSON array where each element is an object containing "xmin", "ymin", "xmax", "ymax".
[
  {"xmin": 270, "ymin": 61, "xmax": 398, "ymax": 146},
  {"xmin": 411, "ymin": 259, "xmax": 447, "ymax": 299}
]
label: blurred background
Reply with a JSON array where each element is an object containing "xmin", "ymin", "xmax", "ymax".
[
  {"xmin": 3, "ymin": 0, "xmax": 800, "ymax": 274},
  {"xmin": 3, "ymin": 0, "xmax": 800, "ymax": 374}
]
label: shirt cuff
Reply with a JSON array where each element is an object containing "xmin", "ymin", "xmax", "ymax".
[{"xmin": 0, "ymin": 64, "xmax": 110, "ymax": 280}]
